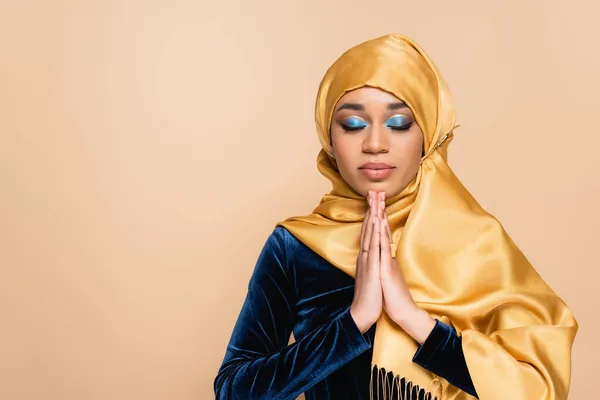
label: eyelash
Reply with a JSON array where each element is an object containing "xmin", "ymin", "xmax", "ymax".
[{"xmin": 340, "ymin": 122, "xmax": 413, "ymax": 132}]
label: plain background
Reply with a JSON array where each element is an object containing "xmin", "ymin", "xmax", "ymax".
[{"xmin": 1, "ymin": 1, "xmax": 598, "ymax": 399}]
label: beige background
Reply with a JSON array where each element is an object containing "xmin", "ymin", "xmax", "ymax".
[{"xmin": 1, "ymin": 1, "xmax": 598, "ymax": 399}]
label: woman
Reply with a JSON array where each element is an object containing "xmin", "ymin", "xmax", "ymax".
[{"xmin": 214, "ymin": 33, "xmax": 577, "ymax": 400}]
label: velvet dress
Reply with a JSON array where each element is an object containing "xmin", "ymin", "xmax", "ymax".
[{"xmin": 214, "ymin": 226, "xmax": 478, "ymax": 400}]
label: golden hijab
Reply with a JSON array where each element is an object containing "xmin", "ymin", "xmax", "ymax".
[{"xmin": 276, "ymin": 33, "xmax": 577, "ymax": 399}]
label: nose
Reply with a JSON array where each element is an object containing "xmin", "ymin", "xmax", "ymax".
[{"xmin": 362, "ymin": 123, "xmax": 389, "ymax": 154}]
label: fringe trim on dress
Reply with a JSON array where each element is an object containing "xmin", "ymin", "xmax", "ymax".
[{"xmin": 370, "ymin": 364, "xmax": 442, "ymax": 400}]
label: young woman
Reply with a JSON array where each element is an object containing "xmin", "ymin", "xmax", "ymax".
[{"xmin": 214, "ymin": 33, "xmax": 577, "ymax": 400}]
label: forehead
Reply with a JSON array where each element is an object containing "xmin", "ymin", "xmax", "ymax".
[{"xmin": 336, "ymin": 86, "xmax": 402, "ymax": 106}]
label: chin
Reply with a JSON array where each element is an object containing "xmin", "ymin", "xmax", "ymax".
[
  {"xmin": 365, "ymin": 182, "xmax": 408, "ymax": 198},
  {"xmin": 347, "ymin": 176, "xmax": 405, "ymax": 198},
  {"xmin": 356, "ymin": 183, "xmax": 391, "ymax": 197}
]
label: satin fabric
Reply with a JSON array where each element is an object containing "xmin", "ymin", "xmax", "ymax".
[
  {"xmin": 277, "ymin": 33, "xmax": 578, "ymax": 399},
  {"xmin": 214, "ymin": 226, "xmax": 477, "ymax": 399}
]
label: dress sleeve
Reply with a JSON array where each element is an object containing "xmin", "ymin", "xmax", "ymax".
[
  {"xmin": 412, "ymin": 319, "xmax": 479, "ymax": 398},
  {"xmin": 214, "ymin": 227, "xmax": 372, "ymax": 400}
]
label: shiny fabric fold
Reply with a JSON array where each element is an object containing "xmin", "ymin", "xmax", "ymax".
[{"xmin": 277, "ymin": 33, "xmax": 578, "ymax": 399}]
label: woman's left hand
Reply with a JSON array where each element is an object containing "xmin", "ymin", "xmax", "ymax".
[{"xmin": 374, "ymin": 191, "xmax": 436, "ymax": 345}]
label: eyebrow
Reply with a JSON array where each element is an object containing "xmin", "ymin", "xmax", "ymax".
[
  {"xmin": 335, "ymin": 101, "xmax": 407, "ymax": 112},
  {"xmin": 387, "ymin": 102, "xmax": 408, "ymax": 110}
]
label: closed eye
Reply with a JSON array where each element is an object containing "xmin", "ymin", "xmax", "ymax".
[
  {"xmin": 341, "ymin": 122, "xmax": 413, "ymax": 132},
  {"xmin": 340, "ymin": 123, "xmax": 366, "ymax": 132},
  {"xmin": 385, "ymin": 115, "xmax": 413, "ymax": 131},
  {"xmin": 388, "ymin": 122, "xmax": 413, "ymax": 131},
  {"xmin": 340, "ymin": 117, "xmax": 368, "ymax": 132}
]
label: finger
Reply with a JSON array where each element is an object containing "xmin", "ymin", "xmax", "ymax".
[
  {"xmin": 379, "ymin": 192, "xmax": 393, "ymax": 245},
  {"xmin": 356, "ymin": 194, "xmax": 369, "ymax": 280},
  {"xmin": 359, "ymin": 211, "xmax": 371, "ymax": 265},
  {"xmin": 383, "ymin": 212, "xmax": 396, "ymax": 259},
  {"xmin": 359, "ymin": 192, "xmax": 371, "ymax": 248},
  {"xmin": 363, "ymin": 193, "xmax": 375, "ymax": 253},
  {"xmin": 358, "ymin": 195, "xmax": 370, "ymax": 266},
  {"xmin": 360, "ymin": 207, "xmax": 370, "ymax": 251},
  {"xmin": 368, "ymin": 212, "xmax": 380, "ymax": 271},
  {"xmin": 380, "ymin": 217, "xmax": 392, "ymax": 265},
  {"xmin": 383, "ymin": 206, "xmax": 393, "ymax": 244}
]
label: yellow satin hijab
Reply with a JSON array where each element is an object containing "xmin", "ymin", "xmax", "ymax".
[{"xmin": 277, "ymin": 33, "xmax": 577, "ymax": 399}]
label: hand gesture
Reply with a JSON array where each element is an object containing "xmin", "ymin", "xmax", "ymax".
[{"xmin": 349, "ymin": 191, "xmax": 384, "ymax": 334}]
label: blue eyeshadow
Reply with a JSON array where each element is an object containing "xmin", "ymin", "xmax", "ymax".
[
  {"xmin": 385, "ymin": 115, "xmax": 409, "ymax": 127},
  {"xmin": 343, "ymin": 117, "xmax": 368, "ymax": 128}
]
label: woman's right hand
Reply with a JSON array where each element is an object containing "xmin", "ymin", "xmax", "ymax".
[{"xmin": 349, "ymin": 190, "xmax": 383, "ymax": 334}]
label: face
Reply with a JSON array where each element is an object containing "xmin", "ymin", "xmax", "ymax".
[{"xmin": 330, "ymin": 86, "xmax": 424, "ymax": 199}]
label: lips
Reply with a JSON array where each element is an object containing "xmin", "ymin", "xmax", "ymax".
[
  {"xmin": 358, "ymin": 162, "xmax": 395, "ymax": 180},
  {"xmin": 359, "ymin": 162, "xmax": 395, "ymax": 170}
]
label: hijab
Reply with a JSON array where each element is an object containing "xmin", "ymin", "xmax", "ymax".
[{"xmin": 277, "ymin": 33, "xmax": 577, "ymax": 400}]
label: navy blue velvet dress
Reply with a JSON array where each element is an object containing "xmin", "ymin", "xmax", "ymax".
[{"xmin": 214, "ymin": 226, "xmax": 478, "ymax": 399}]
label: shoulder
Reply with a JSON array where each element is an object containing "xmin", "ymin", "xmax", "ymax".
[
  {"xmin": 265, "ymin": 225, "xmax": 305, "ymax": 255},
  {"xmin": 250, "ymin": 226, "xmax": 296, "ymax": 286},
  {"xmin": 268, "ymin": 225, "xmax": 312, "ymax": 262},
  {"xmin": 251, "ymin": 225, "xmax": 309, "ymax": 286},
  {"xmin": 262, "ymin": 225, "xmax": 290, "ymax": 258}
]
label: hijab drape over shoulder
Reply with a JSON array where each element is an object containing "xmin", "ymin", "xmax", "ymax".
[{"xmin": 277, "ymin": 33, "xmax": 577, "ymax": 400}]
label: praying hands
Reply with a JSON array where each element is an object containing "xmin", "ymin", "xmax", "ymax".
[{"xmin": 349, "ymin": 191, "xmax": 436, "ymax": 344}]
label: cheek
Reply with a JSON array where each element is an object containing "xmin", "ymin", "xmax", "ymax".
[
  {"xmin": 334, "ymin": 146, "xmax": 360, "ymax": 173},
  {"xmin": 331, "ymin": 131, "xmax": 360, "ymax": 159},
  {"xmin": 331, "ymin": 137, "xmax": 363, "ymax": 181},
  {"xmin": 391, "ymin": 131, "xmax": 423, "ymax": 158},
  {"xmin": 414, "ymin": 126, "xmax": 425, "ymax": 149},
  {"xmin": 409, "ymin": 129, "xmax": 425, "ymax": 158}
]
